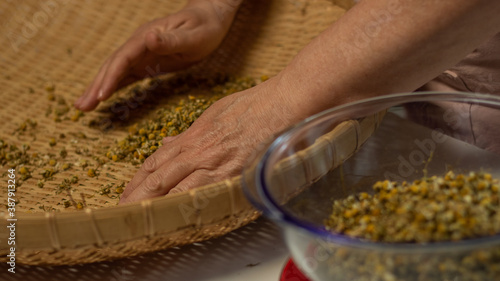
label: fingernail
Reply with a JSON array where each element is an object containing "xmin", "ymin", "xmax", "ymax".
[{"xmin": 97, "ymin": 89, "xmax": 104, "ymax": 100}]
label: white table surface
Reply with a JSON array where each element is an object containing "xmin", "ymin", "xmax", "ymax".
[{"xmin": 4, "ymin": 217, "xmax": 290, "ymax": 281}]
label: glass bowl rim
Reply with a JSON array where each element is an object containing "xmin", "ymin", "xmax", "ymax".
[{"xmin": 246, "ymin": 91, "xmax": 500, "ymax": 252}]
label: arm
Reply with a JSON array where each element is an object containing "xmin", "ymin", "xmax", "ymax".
[
  {"xmin": 120, "ymin": 0, "xmax": 500, "ymax": 203},
  {"xmin": 277, "ymin": 0, "xmax": 500, "ymax": 118},
  {"xmin": 74, "ymin": 0, "xmax": 242, "ymax": 111}
]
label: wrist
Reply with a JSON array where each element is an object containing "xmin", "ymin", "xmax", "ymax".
[
  {"xmin": 254, "ymin": 72, "xmax": 324, "ymax": 127},
  {"xmin": 273, "ymin": 63, "xmax": 347, "ymax": 121}
]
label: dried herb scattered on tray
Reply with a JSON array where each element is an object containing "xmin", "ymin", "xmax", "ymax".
[
  {"xmin": 1, "ymin": 74, "xmax": 263, "ymax": 211},
  {"xmin": 105, "ymin": 76, "xmax": 257, "ymax": 164}
]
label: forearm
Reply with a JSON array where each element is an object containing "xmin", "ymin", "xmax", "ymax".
[{"xmin": 277, "ymin": 0, "xmax": 500, "ymax": 118}]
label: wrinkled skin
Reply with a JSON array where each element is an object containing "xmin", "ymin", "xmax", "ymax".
[
  {"xmin": 74, "ymin": 1, "xmax": 234, "ymax": 111},
  {"xmin": 119, "ymin": 78, "xmax": 302, "ymax": 202}
]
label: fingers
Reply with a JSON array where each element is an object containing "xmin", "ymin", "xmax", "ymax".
[
  {"xmin": 144, "ymin": 31, "xmax": 166, "ymax": 54},
  {"xmin": 75, "ymin": 12, "xmax": 212, "ymax": 112},
  {"xmin": 74, "ymin": 59, "xmax": 110, "ymax": 111},
  {"xmin": 168, "ymin": 170, "xmax": 214, "ymax": 195},
  {"xmin": 75, "ymin": 40, "xmax": 146, "ymax": 111},
  {"xmin": 145, "ymin": 29, "xmax": 191, "ymax": 56},
  {"xmin": 97, "ymin": 48, "xmax": 145, "ymax": 101},
  {"xmin": 128, "ymin": 144, "xmax": 182, "ymax": 189},
  {"xmin": 119, "ymin": 153, "xmax": 195, "ymax": 204},
  {"xmin": 119, "ymin": 143, "xmax": 182, "ymax": 201}
]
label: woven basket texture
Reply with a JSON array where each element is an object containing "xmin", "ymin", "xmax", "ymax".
[{"xmin": 0, "ymin": 0, "xmax": 352, "ymax": 265}]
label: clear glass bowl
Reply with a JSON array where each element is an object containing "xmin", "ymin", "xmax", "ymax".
[{"xmin": 242, "ymin": 92, "xmax": 500, "ymax": 281}]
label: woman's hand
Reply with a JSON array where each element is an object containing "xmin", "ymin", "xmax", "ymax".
[
  {"xmin": 74, "ymin": 0, "xmax": 239, "ymax": 111},
  {"xmin": 119, "ymin": 77, "xmax": 303, "ymax": 203}
]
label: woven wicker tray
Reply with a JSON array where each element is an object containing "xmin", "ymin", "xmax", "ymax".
[{"xmin": 0, "ymin": 0, "xmax": 355, "ymax": 265}]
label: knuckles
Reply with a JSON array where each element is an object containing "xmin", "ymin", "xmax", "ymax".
[
  {"xmin": 144, "ymin": 172, "xmax": 165, "ymax": 194},
  {"xmin": 142, "ymin": 154, "xmax": 158, "ymax": 173}
]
